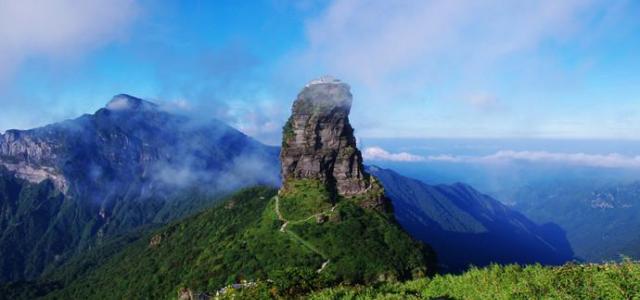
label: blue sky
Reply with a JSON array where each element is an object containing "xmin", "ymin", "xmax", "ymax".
[{"xmin": 1, "ymin": 0, "xmax": 640, "ymax": 145}]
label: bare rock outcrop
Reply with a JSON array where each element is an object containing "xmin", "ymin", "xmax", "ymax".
[{"xmin": 280, "ymin": 76, "xmax": 388, "ymax": 211}]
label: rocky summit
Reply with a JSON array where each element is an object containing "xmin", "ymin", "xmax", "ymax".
[{"xmin": 280, "ymin": 76, "xmax": 387, "ymax": 211}]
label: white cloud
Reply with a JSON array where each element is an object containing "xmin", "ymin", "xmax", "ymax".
[
  {"xmin": 0, "ymin": 0, "xmax": 140, "ymax": 83},
  {"xmin": 423, "ymin": 154, "xmax": 465, "ymax": 163},
  {"xmin": 362, "ymin": 146, "xmax": 426, "ymax": 162},
  {"xmin": 299, "ymin": 0, "xmax": 601, "ymax": 98},
  {"xmin": 362, "ymin": 146, "xmax": 640, "ymax": 168},
  {"xmin": 480, "ymin": 150, "xmax": 640, "ymax": 168}
]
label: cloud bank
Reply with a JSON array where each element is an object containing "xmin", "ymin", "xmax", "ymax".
[
  {"xmin": 0, "ymin": 0, "xmax": 140, "ymax": 83},
  {"xmin": 363, "ymin": 146, "xmax": 640, "ymax": 169},
  {"xmin": 300, "ymin": 0, "xmax": 598, "ymax": 91},
  {"xmin": 284, "ymin": 0, "xmax": 631, "ymax": 140},
  {"xmin": 362, "ymin": 146, "xmax": 426, "ymax": 162},
  {"xmin": 481, "ymin": 150, "xmax": 640, "ymax": 169}
]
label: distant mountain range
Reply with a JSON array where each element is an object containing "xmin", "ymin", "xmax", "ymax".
[
  {"xmin": 512, "ymin": 180, "xmax": 640, "ymax": 262},
  {"xmin": 367, "ymin": 166, "xmax": 573, "ymax": 271}
]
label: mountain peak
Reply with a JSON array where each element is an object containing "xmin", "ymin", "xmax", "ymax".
[
  {"xmin": 106, "ymin": 94, "xmax": 158, "ymax": 111},
  {"xmin": 281, "ymin": 78, "xmax": 388, "ymax": 211}
]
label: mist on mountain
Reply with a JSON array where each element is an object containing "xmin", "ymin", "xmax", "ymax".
[{"xmin": 0, "ymin": 94, "xmax": 280, "ymax": 282}]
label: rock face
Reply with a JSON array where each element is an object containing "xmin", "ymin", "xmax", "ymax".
[
  {"xmin": 0, "ymin": 94, "xmax": 280, "ymax": 282},
  {"xmin": 0, "ymin": 94, "xmax": 279, "ymax": 197},
  {"xmin": 280, "ymin": 77, "xmax": 387, "ymax": 210}
]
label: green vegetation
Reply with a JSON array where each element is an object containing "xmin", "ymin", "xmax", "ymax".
[
  {"xmin": 0, "ymin": 281, "xmax": 63, "ymax": 299},
  {"xmin": 0, "ymin": 165, "xmax": 228, "ymax": 283},
  {"xmin": 43, "ymin": 184, "xmax": 433, "ymax": 299},
  {"xmin": 310, "ymin": 261, "xmax": 640, "ymax": 299},
  {"xmin": 287, "ymin": 200, "xmax": 431, "ymax": 284},
  {"xmin": 0, "ymin": 227, "xmax": 152, "ymax": 300},
  {"xmin": 5, "ymin": 181, "xmax": 640, "ymax": 299},
  {"xmin": 279, "ymin": 179, "xmax": 334, "ymax": 220},
  {"xmin": 348, "ymin": 177, "xmax": 389, "ymax": 212},
  {"xmin": 216, "ymin": 260, "xmax": 640, "ymax": 299},
  {"xmin": 46, "ymin": 187, "xmax": 292, "ymax": 299},
  {"xmin": 513, "ymin": 181, "xmax": 640, "ymax": 262},
  {"xmin": 0, "ymin": 170, "xmax": 67, "ymax": 282},
  {"xmin": 282, "ymin": 117, "xmax": 294, "ymax": 145}
]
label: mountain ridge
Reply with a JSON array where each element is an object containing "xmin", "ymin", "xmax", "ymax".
[
  {"xmin": 0, "ymin": 95, "xmax": 279, "ymax": 282},
  {"xmin": 367, "ymin": 165, "xmax": 574, "ymax": 271},
  {"xmin": 513, "ymin": 180, "xmax": 640, "ymax": 262}
]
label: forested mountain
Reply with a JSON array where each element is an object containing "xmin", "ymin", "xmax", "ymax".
[
  {"xmin": 0, "ymin": 94, "xmax": 279, "ymax": 281},
  {"xmin": 513, "ymin": 180, "xmax": 640, "ymax": 262},
  {"xmin": 368, "ymin": 166, "xmax": 573, "ymax": 271}
]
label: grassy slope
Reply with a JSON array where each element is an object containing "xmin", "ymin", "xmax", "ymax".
[
  {"xmin": 279, "ymin": 179, "xmax": 334, "ymax": 221},
  {"xmin": 46, "ymin": 187, "xmax": 288, "ymax": 299},
  {"xmin": 47, "ymin": 184, "xmax": 434, "ymax": 299},
  {"xmin": 220, "ymin": 261, "xmax": 640, "ymax": 299},
  {"xmin": 287, "ymin": 202, "xmax": 431, "ymax": 283},
  {"xmin": 310, "ymin": 262, "xmax": 640, "ymax": 299}
]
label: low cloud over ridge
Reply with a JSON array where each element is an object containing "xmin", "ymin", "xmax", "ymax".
[
  {"xmin": 363, "ymin": 146, "xmax": 640, "ymax": 169},
  {"xmin": 362, "ymin": 147, "xmax": 426, "ymax": 162}
]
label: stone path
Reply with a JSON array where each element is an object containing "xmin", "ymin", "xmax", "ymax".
[{"xmin": 273, "ymin": 196, "xmax": 333, "ymax": 273}]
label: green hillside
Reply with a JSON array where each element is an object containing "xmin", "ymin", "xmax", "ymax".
[
  {"xmin": 0, "ymin": 165, "xmax": 231, "ymax": 283},
  {"xmin": 46, "ymin": 185, "xmax": 434, "ymax": 299},
  {"xmin": 215, "ymin": 260, "xmax": 640, "ymax": 299}
]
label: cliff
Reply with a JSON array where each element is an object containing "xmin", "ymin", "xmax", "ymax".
[{"xmin": 280, "ymin": 76, "xmax": 387, "ymax": 211}]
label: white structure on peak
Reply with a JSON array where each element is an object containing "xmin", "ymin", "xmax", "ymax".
[{"xmin": 305, "ymin": 75, "xmax": 342, "ymax": 87}]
